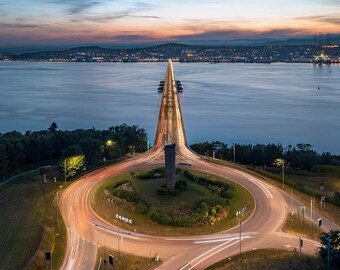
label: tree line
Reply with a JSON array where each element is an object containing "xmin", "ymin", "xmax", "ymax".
[
  {"xmin": 0, "ymin": 122, "xmax": 148, "ymax": 177},
  {"xmin": 190, "ymin": 141, "xmax": 340, "ymax": 171}
]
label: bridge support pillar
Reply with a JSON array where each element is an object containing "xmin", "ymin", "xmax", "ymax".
[{"xmin": 165, "ymin": 144, "xmax": 176, "ymax": 189}]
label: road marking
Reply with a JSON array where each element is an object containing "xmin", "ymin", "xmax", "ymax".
[
  {"xmin": 194, "ymin": 236, "xmax": 250, "ymax": 244},
  {"xmin": 234, "ymin": 170, "xmax": 273, "ymax": 198},
  {"xmin": 179, "ymin": 241, "xmax": 234, "ymax": 270},
  {"xmin": 166, "ymin": 232, "xmax": 256, "ymax": 241},
  {"xmin": 180, "ymin": 239, "xmax": 241, "ymax": 270}
]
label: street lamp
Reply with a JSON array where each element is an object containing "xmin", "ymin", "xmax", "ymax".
[
  {"xmin": 274, "ymin": 158, "xmax": 285, "ymax": 189},
  {"xmin": 106, "ymin": 140, "xmax": 113, "ymax": 146},
  {"xmin": 236, "ymin": 206, "xmax": 246, "ymax": 261}
]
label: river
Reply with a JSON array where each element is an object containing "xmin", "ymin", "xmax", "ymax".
[{"xmin": 0, "ymin": 61, "xmax": 339, "ymax": 153}]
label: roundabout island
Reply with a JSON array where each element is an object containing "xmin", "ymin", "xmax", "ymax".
[
  {"xmin": 91, "ymin": 167, "xmax": 255, "ymax": 236},
  {"xmin": 59, "ymin": 59, "xmax": 339, "ymax": 270}
]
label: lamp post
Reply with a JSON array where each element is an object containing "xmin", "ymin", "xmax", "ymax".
[
  {"xmin": 274, "ymin": 158, "xmax": 285, "ymax": 189},
  {"xmin": 236, "ymin": 206, "xmax": 246, "ymax": 261}
]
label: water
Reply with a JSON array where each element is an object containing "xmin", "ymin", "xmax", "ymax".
[{"xmin": 0, "ymin": 61, "xmax": 339, "ymax": 153}]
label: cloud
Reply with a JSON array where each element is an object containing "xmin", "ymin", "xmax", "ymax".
[
  {"xmin": 111, "ymin": 34, "xmax": 151, "ymax": 42},
  {"xmin": 68, "ymin": 1, "xmax": 101, "ymax": 14},
  {"xmin": 0, "ymin": 23, "xmax": 40, "ymax": 29},
  {"xmin": 170, "ymin": 28, "xmax": 309, "ymax": 41},
  {"xmin": 295, "ymin": 14, "xmax": 340, "ymax": 25},
  {"xmin": 0, "ymin": 9, "xmax": 7, "ymax": 16}
]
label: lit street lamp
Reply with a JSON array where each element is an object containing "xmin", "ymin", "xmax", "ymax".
[
  {"xmin": 236, "ymin": 206, "xmax": 246, "ymax": 260},
  {"xmin": 274, "ymin": 158, "xmax": 285, "ymax": 189}
]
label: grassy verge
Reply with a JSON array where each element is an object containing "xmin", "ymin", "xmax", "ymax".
[
  {"xmin": 95, "ymin": 247, "xmax": 161, "ymax": 270},
  {"xmin": 91, "ymin": 169, "xmax": 255, "ymax": 236},
  {"xmin": 282, "ymin": 213, "xmax": 321, "ymax": 241},
  {"xmin": 205, "ymin": 249, "xmax": 324, "ymax": 270},
  {"xmin": 0, "ymin": 169, "xmax": 66, "ymax": 269},
  {"xmin": 204, "ymin": 157, "xmax": 340, "ymax": 225}
]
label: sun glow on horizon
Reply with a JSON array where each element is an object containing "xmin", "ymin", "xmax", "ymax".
[{"xmin": 0, "ymin": 0, "xmax": 340, "ymax": 45}]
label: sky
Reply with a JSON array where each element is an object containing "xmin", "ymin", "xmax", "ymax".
[{"xmin": 1, "ymin": 0, "xmax": 340, "ymax": 46}]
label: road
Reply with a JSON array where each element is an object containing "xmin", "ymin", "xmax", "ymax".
[{"xmin": 60, "ymin": 59, "xmax": 339, "ymax": 270}]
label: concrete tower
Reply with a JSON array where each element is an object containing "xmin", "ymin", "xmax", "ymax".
[{"xmin": 165, "ymin": 143, "xmax": 176, "ymax": 189}]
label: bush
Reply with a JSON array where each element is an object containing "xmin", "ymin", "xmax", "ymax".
[
  {"xmin": 107, "ymin": 179, "xmax": 128, "ymax": 191},
  {"xmin": 333, "ymin": 192, "xmax": 340, "ymax": 207},
  {"xmin": 150, "ymin": 211, "xmax": 172, "ymax": 225},
  {"xmin": 311, "ymin": 165, "xmax": 340, "ymax": 177},
  {"xmin": 138, "ymin": 167, "xmax": 166, "ymax": 179},
  {"xmin": 112, "ymin": 189, "xmax": 138, "ymax": 202},
  {"xmin": 175, "ymin": 179, "xmax": 187, "ymax": 191},
  {"xmin": 183, "ymin": 170, "xmax": 197, "ymax": 181},
  {"xmin": 172, "ymin": 216, "xmax": 192, "ymax": 227},
  {"xmin": 222, "ymin": 187, "xmax": 234, "ymax": 199},
  {"xmin": 203, "ymin": 198, "xmax": 229, "ymax": 207},
  {"xmin": 135, "ymin": 201, "xmax": 148, "ymax": 214},
  {"xmin": 157, "ymin": 186, "xmax": 179, "ymax": 196}
]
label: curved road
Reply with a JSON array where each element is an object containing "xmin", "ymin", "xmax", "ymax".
[{"xmin": 60, "ymin": 60, "xmax": 339, "ymax": 270}]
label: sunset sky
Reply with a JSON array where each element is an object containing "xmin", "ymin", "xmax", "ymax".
[{"xmin": 1, "ymin": 0, "xmax": 340, "ymax": 45}]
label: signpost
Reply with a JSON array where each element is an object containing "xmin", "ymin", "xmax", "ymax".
[{"xmin": 109, "ymin": 254, "xmax": 114, "ymax": 269}]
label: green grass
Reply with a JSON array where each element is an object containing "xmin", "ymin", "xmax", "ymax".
[
  {"xmin": 205, "ymin": 249, "xmax": 324, "ymax": 270},
  {"xmin": 0, "ymin": 169, "xmax": 66, "ymax": 269},
  {"xmin": 95, "ymin": 247, "xmax": 161, "ymax": 270},
  {"xmin": 91, "ymin": 168, "xmax": 255, "ymax": 236},
  {"xmin": 282, "ymin": 213, "xmax": 321, "ymax": 241}
]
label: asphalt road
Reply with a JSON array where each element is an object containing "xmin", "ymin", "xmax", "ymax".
[{"xmin": 59, "ymin": 59, "xmax": 339, "ymax": 270}]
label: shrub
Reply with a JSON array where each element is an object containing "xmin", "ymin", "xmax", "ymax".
[
  {"xmin": 135, "ymin": 201, "xmax": 148, "ymax": 214},
  {"xmin": 175, "ymin": 179, "xmax": 187, "ymax": 191},
  {"xmin": 107, "ymin": 179, "xmax": 128, "ymax": 191},
  {"xmin": 333, "ymin": 192, "xmax": 340, "ymax": 207},
  {"xmin": 183, "ymin": 170, "xmax": 197, "ymax": 181},
  {"xmin": 172, "ymin": 216, "xmax": 192, "ymax": 227},
  {"xmin": 150, "ymin": 211, "xmax": 172, "ymax": 225},
  {"xmin": 112, "ymin": 189, "xmax": 138, "ymax": 202},
  {"xmin": 221, "ymin": 187, "xmax": 234, "ymax": 199},
  {"xmin": 157, "ymin": 186, "xmax": 179, "ymax": 196},
  {"xmin": 311, "ymin": 165, "xmax": 340, "ymax": 177},
  {"xmin": 138, "ymin": 167, "xmax": 166, "ymax": 179}
]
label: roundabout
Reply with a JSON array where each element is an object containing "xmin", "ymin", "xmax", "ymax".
[
  {"xmin": 90, "ymin": 167, "xmax": 255, "ymax": 236},
  {"xmin": 59, "ymin": 59, "xmax": 339, "ymax": 270}
]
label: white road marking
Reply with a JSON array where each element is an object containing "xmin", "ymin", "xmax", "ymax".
[
  {"xmin": 194, "ymin": 236, "xmax": 250, "ymax": 244},
  {"xmin": 234, "ymin": 170, "xmax": 273, "ymax": 198},
  {"xmin": 180, "ymin": 239, "xmax": 241, "ymax": 270}
]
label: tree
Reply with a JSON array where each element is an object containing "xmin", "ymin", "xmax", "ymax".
[
  {"xmin": 319, "ymin": 230, "xmax": 340, "ymax": 268},
  {"xmin": 60, "ymin": 145, "xmax": 85, "ymax": 178},
  {"xmin": 79, "ymin": 138, "xmax": 102, "ymax": 168},
  {"xmin": 48, "ymin": 122, "xmax": 58, "ymax": 132},
  {"xmin": 0, "ymin": 142, "xmax": 8, "ymax": 174}
]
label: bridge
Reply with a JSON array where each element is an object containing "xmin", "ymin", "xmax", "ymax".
[
  {"xmin": 59, "ymin": 60, "xmax": 339, "ymax": 270},
  {"xmin": 154, "ymin": 59, "xmax": 187, "ymax": 148}
]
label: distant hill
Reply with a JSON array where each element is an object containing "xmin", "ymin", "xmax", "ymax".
[{"xmin": 1, "ymin": 34, "xmax": 340, "ymax": 54}]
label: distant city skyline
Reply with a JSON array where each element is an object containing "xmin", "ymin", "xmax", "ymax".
[{"xmin": 1, "ymin": 0, "xmax": 340, "ymax": 46}]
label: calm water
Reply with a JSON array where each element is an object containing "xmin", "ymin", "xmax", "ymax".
[{"xmin": 1, "ymin": 62, "xmax": 339, "ymax": 153}]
